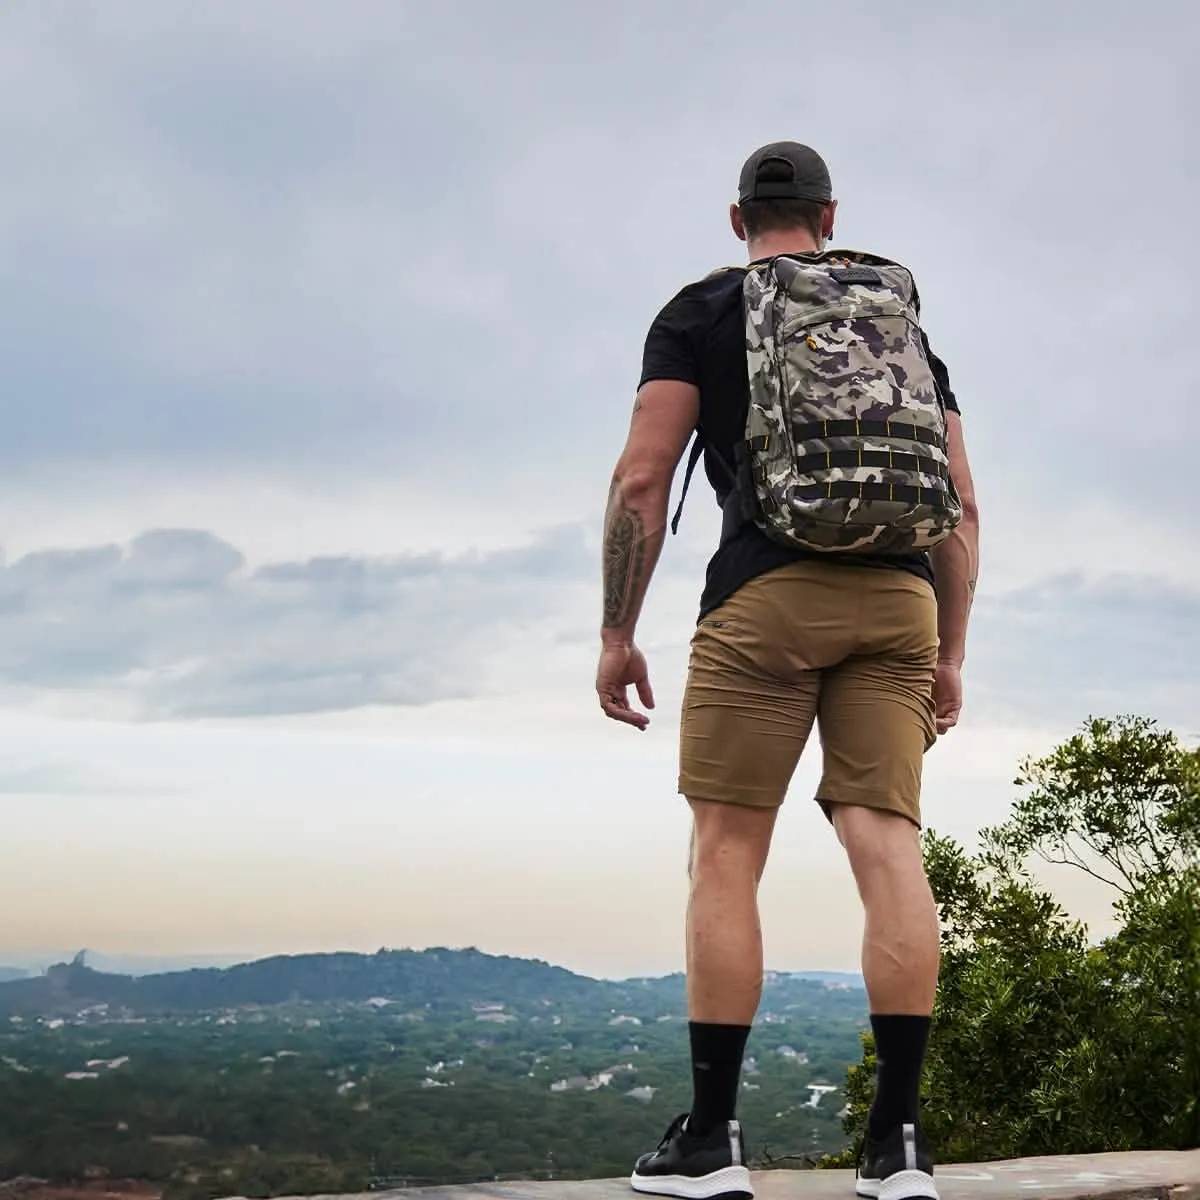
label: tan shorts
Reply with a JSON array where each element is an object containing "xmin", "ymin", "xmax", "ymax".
[{"xmin": 678, "ymin": 560, "xmax": 939, "ymax": 827}]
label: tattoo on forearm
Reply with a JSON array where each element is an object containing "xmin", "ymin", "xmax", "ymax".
[{"xmin": 602, "ymin": 487, "xmax": 647, "ymax": 629}]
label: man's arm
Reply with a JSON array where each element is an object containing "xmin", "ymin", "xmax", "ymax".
[
  {"xmin": 601, "ymin": 379, "xmax": 700, "ymax": 645},
  {"xmin": 931, "ymin": 411, "xmax": 980, "ymax": 666}
]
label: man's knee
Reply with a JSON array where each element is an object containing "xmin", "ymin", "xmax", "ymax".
[
  {"xmin": 830, "ymin": 801, "xmax": 923, "ymax": 872},
  {"xmin": 688, "ymin": 797, "xmax": 778, "ymax": 882}
]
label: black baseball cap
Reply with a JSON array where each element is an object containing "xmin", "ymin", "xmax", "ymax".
[{"xmin": 737, "ymin": 141, "xmax": 832, "ymax": 204}]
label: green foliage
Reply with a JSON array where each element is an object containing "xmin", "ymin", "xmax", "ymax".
[
  {"xmin": 990, "ymin": 713, "xmax": 1200, "ymax": 891},
  {"xmin": 819, "ymin": 1033, "xmax": 876, "ymax": 1167},
  {"xmin": 830, "ymin": 714, "xmax": 1200, "ymax": 1165}
]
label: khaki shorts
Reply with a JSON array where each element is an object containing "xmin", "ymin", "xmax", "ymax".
[{"xmin": 678, "ymin": 560, "xmax": 939, "ymax": 827}]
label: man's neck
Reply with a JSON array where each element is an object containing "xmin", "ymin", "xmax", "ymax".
[{"xmin": 746, "ymin": 232, "xmax": 825, "ymax": 261}]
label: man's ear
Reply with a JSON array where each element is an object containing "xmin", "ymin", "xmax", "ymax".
[
  {"xmin": 822, "ymin": 199, "xmax": 838, "ymax": 242},
  {"xmin": 730, "ymin": 202, "xmax": 748, "ymax": 243}
]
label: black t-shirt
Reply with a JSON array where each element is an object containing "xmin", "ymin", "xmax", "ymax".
[{"xmin": 638, "ymin": 263, "xmax": 962, "ymax": 620}]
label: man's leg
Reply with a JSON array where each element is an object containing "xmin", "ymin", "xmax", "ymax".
[
  {"xmin": 631, "ymin": 569, "xmax": 825, "ymax": 1198},
  {"xmin": 814, "ymin": 568, "xmax": 941, "ymax": 1197},
  {"xmin": 684, "ymin": 797, "xmax": 777, "ymax": 1134},
  {"xmin": 833, "ymin": 804, "xmax": 940, "ymax": 1132},
  {"xmin": 675, "ymin": 587, "xmax": 823, "ymax": 1138}
]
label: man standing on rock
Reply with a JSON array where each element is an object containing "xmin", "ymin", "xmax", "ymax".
[{"xmin": 596, "ymin": 141, "xmax": 980, "ymax": 1200}]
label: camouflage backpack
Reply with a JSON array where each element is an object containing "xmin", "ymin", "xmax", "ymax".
[{"xmin": 672, "ymin": 249, "xmax": 962, "ymax": 556}]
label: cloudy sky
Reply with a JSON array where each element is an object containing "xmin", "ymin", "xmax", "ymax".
[{"xmin": 1, "ymin": 0, "xmax": 1197, "ymax": 979}]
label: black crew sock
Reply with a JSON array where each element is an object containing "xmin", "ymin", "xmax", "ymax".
[
  {"xmin": 867, "ymin": 1014, "xmax": 932, "ymax": 1139},
  {"xmin": 687, "ymin": 1021, "xmax": 751, "ymax": 1137}
]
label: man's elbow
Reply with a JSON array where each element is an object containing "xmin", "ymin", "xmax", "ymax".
[
  {"xmin": 612, "ymin": 456, "xmax": 674, "ymax": 506},
  {"xmin": 932, "ymin": 491, "xmax": 978, "ymax": 562},
  {"xmin": 958, "ymin": 492, "xmax": 980, "ymax": 529},
  {"xmin": 950, "ymin": 467, "xmax": 979, "ymax": 528}
]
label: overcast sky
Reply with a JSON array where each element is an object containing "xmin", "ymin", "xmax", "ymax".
[{"xmin": 1, "ymin": 0, "xmax": 1196, "ymax": 978}]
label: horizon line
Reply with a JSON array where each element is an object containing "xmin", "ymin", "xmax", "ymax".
[{"xmin": 0, "ymin": 945, "xmax": 865, "ymax": 983}]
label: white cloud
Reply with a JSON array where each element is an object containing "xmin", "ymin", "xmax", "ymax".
[
  {"xmin": 0, "ymin": 525, "xmax": 604, "ymax": 718},
  {"xmin": 968, "ymin": 573, "xmax": 1200, "ymax": 731},
  {"xmin": 0, "ymin": 520, "xmax": 1193, "ymax": 732}
]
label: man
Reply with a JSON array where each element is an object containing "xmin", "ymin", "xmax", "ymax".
[{"xmin": 596, "ymin": 141, "xmax": 980, "ymax": 1200}]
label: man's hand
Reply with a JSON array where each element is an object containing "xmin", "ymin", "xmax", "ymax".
[
  {"xmin": 933, "ymin": 660, "xmax": 963, "ymax": 735},
  {"xmin": 596, "ymin": 642, "xmax": 655, "ymax": 731}
]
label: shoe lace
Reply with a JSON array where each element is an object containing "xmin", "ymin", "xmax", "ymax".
[{"xmin": 658, "ymin": 1112, "xmax": 689, "ymax": 1149}]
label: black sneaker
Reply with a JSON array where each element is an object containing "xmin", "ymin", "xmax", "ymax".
[
  {"xmin": 630, "ymin": 1113, "xmax": 753, "ymax": 1199},
  {"xmin": 855, "ymin": 1122, "xmax": 937, "ymax": 1200}
]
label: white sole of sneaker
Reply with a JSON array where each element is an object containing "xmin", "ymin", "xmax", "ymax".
[
  {"xmin": 855, "ymin": 1181, "xmax": 881, "ymax": 1199},
  {"xmin": 630, "ymin": 1163, "xmax": 754, "ymax": 1199},
  {"xmin": 877, "ymin": 1169, "xmax": 938, "ymax": 1200}
]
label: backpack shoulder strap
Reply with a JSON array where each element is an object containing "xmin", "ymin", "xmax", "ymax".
[
  {"xmin": 670, "ymin": 432, "xmax": 706, "ymax": 535},
  {"xmin": 667, "ymin": 266, "xmax": 749, "ymax": 535},
  {"xmin": 670, "ymin": 430, "xmax": 741, "ymax": 535}
]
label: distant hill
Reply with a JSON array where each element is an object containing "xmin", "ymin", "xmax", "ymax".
[
  {"xmin": 786, "ymin": 970, "xmax": 864, "ymax": 986},
  {"xmin": 0, "ymin": 950, "xmax": 248, "ymax": 976},
  {"xmin": 0, "ymin": 947, "xmax": 863, "ymax": 1019},
  {"xmin": 0, "ymin": 966, "xmax": 28, "ymax": 983},
  {"xmin": 0, "ymin": 947, "xmax": 606, "ymax": 1017}
]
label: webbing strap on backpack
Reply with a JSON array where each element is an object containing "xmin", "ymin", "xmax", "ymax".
[
  {"xmin": 667, "ymin": 264, "xmax": 747, "ymax": 538},
  {"xmin": 669, "ymin": 432, "xmax": 706, "ymax": 535},
  {"xmin": 670, "ymin": 430, "xmax": 740, "ymax": 536}
]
